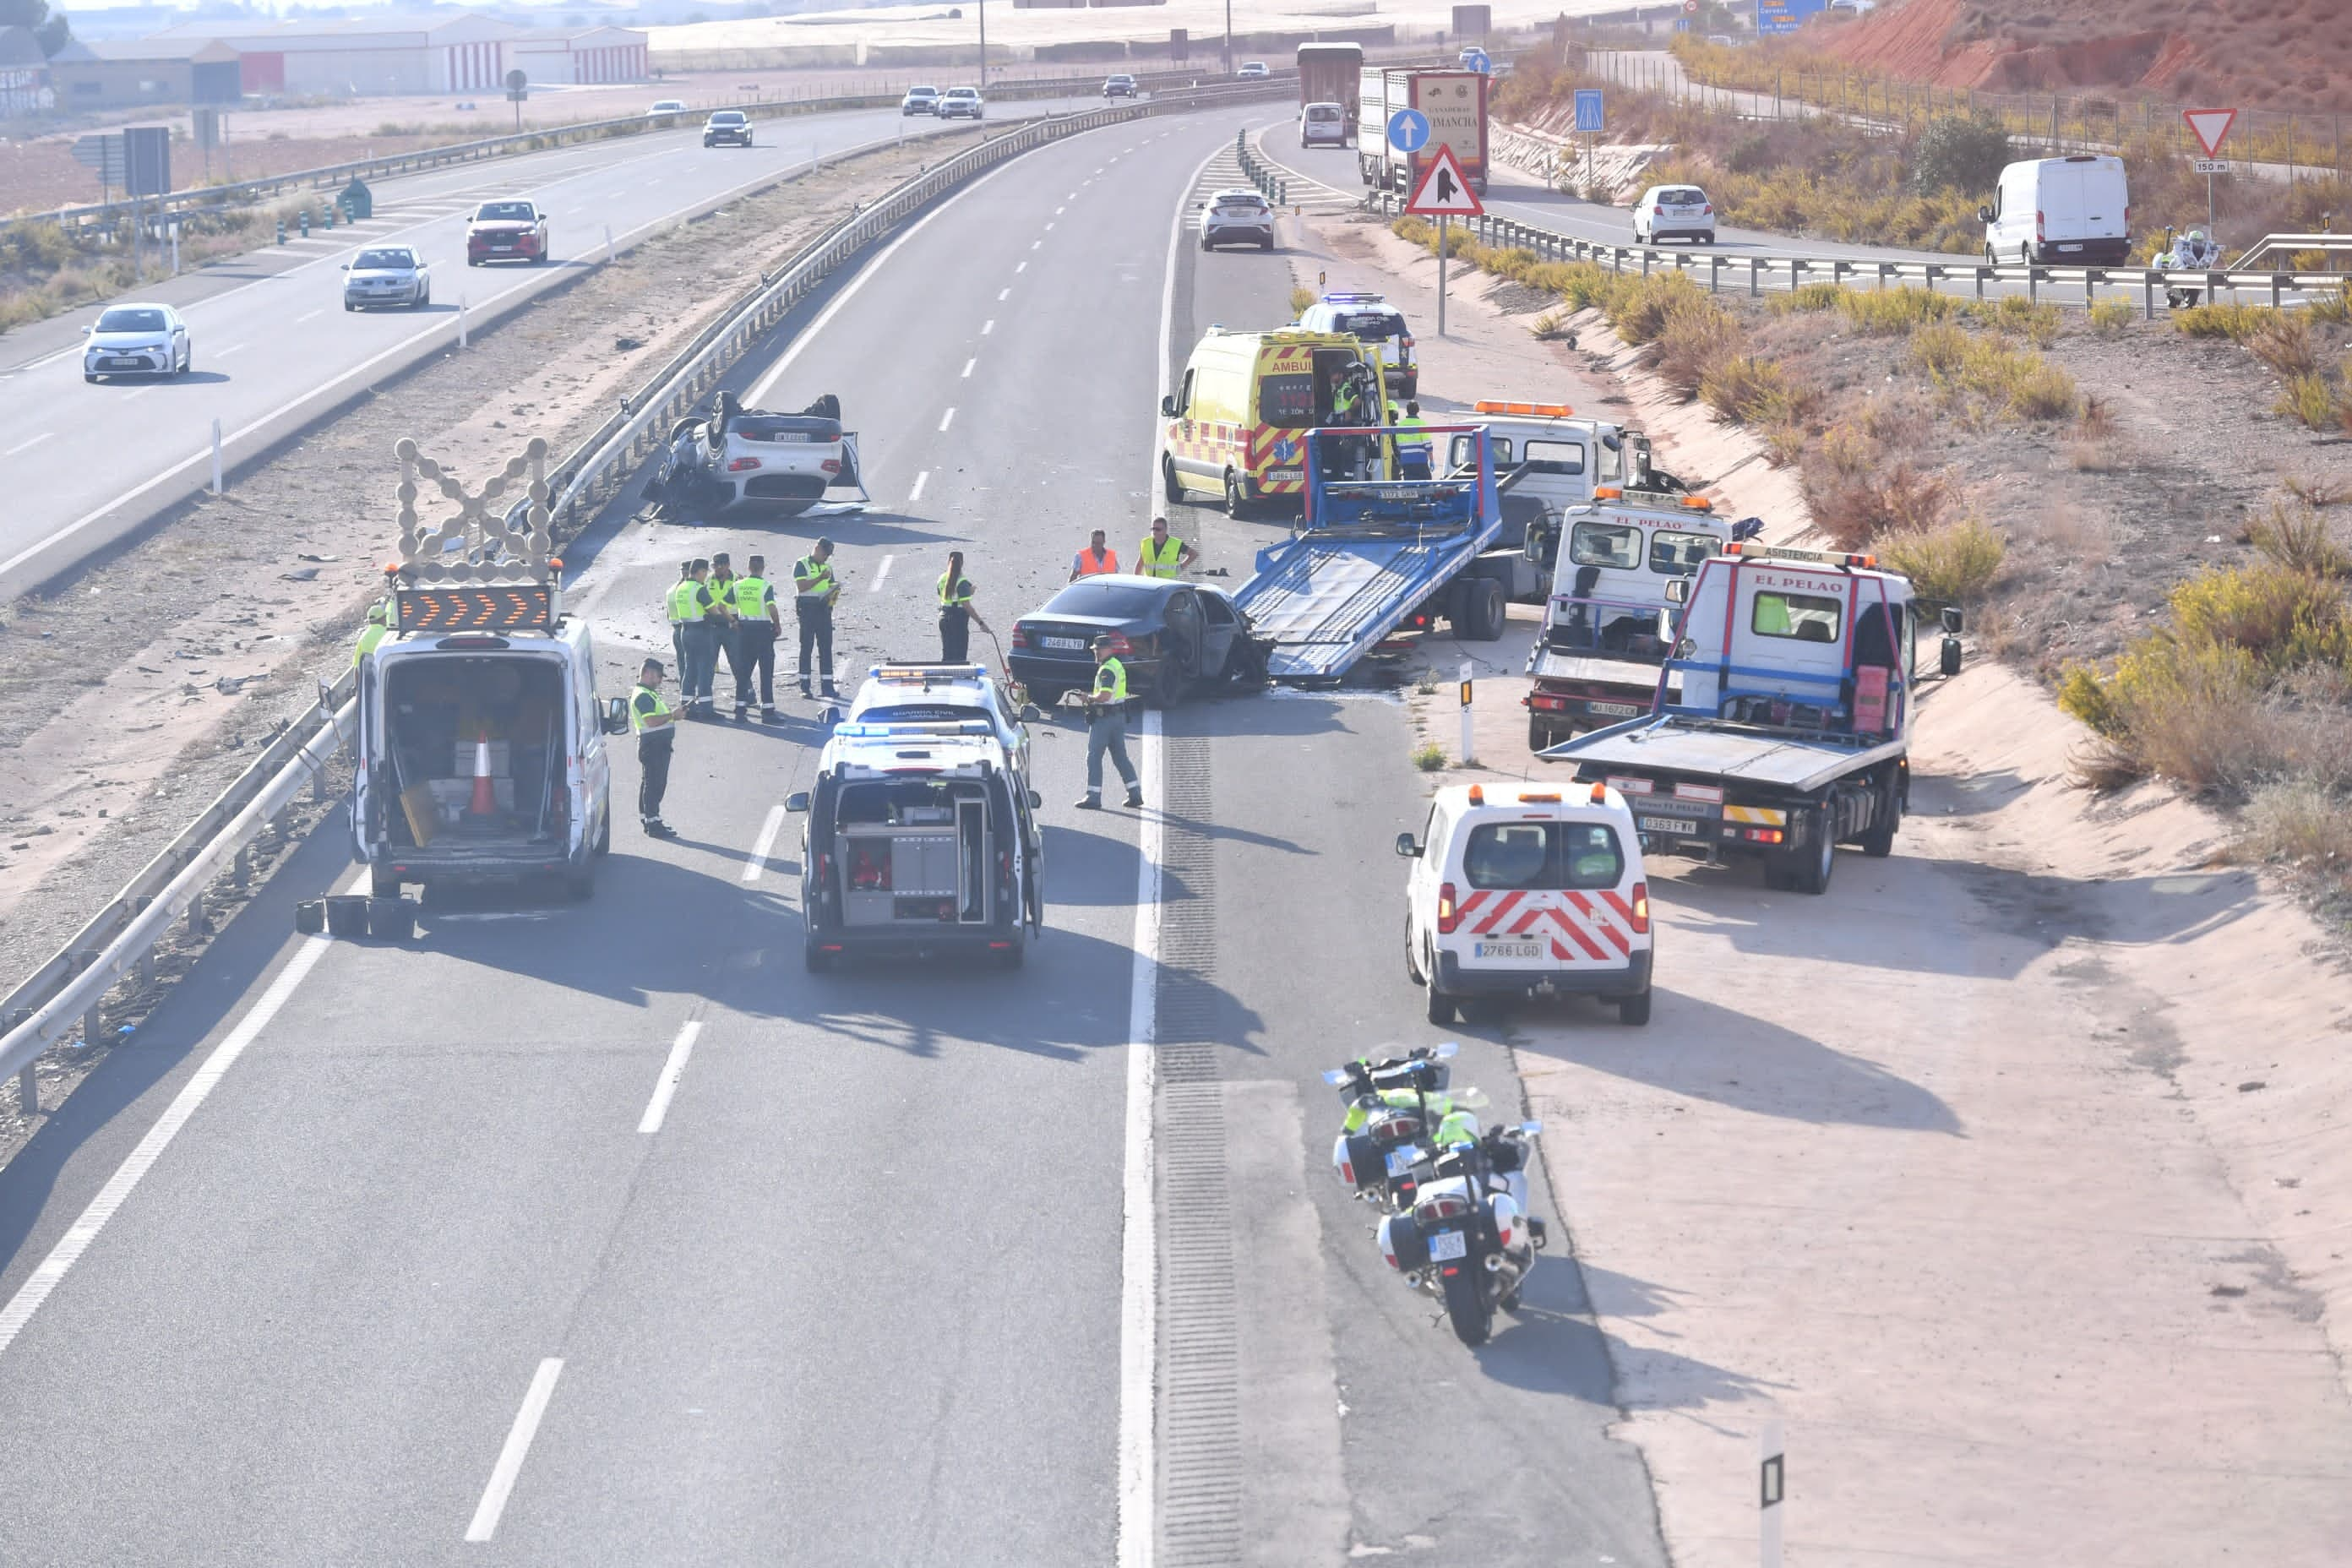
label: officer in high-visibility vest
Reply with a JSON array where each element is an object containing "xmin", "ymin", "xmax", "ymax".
[
  {"xmin": 707, "ymin": 550, "xmax": 742, "ymax": 700},
  {"xmin": 937, "ymin": 549, "xmax": 992, "ymax": 663},
  {"xmin": 666, "ymin": 559, "xmax": 694, "ymax": 678},
  {"xmin": 1069, "ymin": 529, "xmax": 1119, "ymax": 581},
  {"xmin": 792, "ymin": 538, "xmax": 841, "ymax": 699},
  {"xmin": 630, "ymin": 657, "xmax": 679, "ymax": 838},
  {"xmin": 1138, "ymin": 517, "xmax": 1199, "ymax": 580},
  {"xmin": 1075, "ymin": 634, "xmax": 1143, "ymax": 811},
  {"xmin": 351, "ymin": 601, "xmax": 389, "ymax": 666},
  {"xmin": 1394, "ymin": 398, "xmax": 1433, "ymax": 480},
  {"xmin": 730, "ymin": 553, "xmax": 782, "ymax": 722},
  {"xmin": 668, "ymin": 560, "xmax": 721, "ymax": 717}
]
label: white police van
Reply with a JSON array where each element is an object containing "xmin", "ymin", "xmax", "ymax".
[{"xmin": 1294, "ymin": 291, "xmax": 1417, "ymax": 401}]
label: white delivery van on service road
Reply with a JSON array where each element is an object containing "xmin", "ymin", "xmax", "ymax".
[{"xmin": 1980, "ymin": 154, "xmax": 2130, "ymax": 266}]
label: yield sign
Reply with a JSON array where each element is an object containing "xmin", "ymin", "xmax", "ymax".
[
  {"xmin": 1407, "ymin": 144, "xmax": 1484, "ymax": 217},
  {"xmin": 2181, "ymin": 107, "xmax": 2236, "ymax": 158}
]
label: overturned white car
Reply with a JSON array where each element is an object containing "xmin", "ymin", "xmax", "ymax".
[{"xmin": 647, "ymin": 392, "xmax": 869, "ymax": 516}]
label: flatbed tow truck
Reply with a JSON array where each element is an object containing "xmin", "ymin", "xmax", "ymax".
[{"xmin": 1543, "ymin": 542, "xmax": 1963, "ymax": 895}]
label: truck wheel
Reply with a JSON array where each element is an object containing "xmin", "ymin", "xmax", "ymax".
[
  {"xmin": 1859, "ymin": 774, "xmax": 1900, "ymax": 858},
  {"xmin": 1162, "ymin": 455, "xmax": 1185, "ymax": 504},
  {"xmin": 803, "ymin": 940, "xmax": 834, "ymax": 973},
  {"xmin": 370, "ymin": 864, "xmax": 402, "ymax": 899},
  {"xmin": 1527, "ymin": 716, "xmax": 1553, "ymax": 752},
  {"xmin": 1617, "ymin": 988, "xmax": 1652, "ymax": 1026},
  {"xmin": 1791, "ymin": 814, "xmax": 1837, "ymax": 896},
  {"xmin": 1454, "ymin": 575, "xmax": 1505, "ymax": 641},
  {"xmin": 564, "ymin": 861, "xmax": 596, "ymax": 901}
]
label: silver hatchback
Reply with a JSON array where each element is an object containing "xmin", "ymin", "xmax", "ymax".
[
  {"xmin": 342, "ymin": 245, "xmax": 431, "ymax": 311},
  {"xmin": 1200, "ymin": 188, "xmax": 1275, "ymax": 252}
]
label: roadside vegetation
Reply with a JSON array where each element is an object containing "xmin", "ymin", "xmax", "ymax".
[{"xmin": 0, "ymin": 193, "xmax": 355, "ymax": 330}]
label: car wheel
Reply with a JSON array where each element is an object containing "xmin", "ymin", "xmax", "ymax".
[
  {"xmin": 1200, "ymin": 236, "xmax": 1214, "ymax": 251},
  {"xmin": 1984, "ymin": 244, "xmax": 1998, "ymax": 265},
  {"xmin": 1162, "ymin": 455, "xmax": 1185, "ymax": 504},
  {"xmin": 1703, "ymin": 231, "xmax": 1718, "ymax": 246},
  {"xmin": 1404, "ymin": 915, "xmax": 1425, "ymax": 984},
  {"xmin": 84, "ymin": 373, "xmax": 97, "ymax": 384},
  {"xmin": 467, "ymin": 257, "xmax": 480, "ymax": 266},
  {"xmin": 345, "ymin": 300, "xmax": 357, "ymax": 312},
  {"xmin": 177, "ymin": 350, "xmax": 191, "ymax": 377},
  {"xmin": 1617, "ymin": 988, "xmax": 1652, "ymax": 1026},
  {"xmin": 1260, "ymin": 237, "xmax": 1274, "ymax": 252},
  {"xmin": 1223, "ymin": 469, "xmax": 1247, "ymax": 518},
  {"xmin": 1425, "ymin": 969, "xmax": 1455, "ymax": 1025},
  {"xmin": 1146, "ymin": 658, "xmax": 1181, "ymax": 710}
]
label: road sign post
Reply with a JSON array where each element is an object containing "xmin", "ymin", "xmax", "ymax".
[
  {"xmin": 1406, "ymin": 143, "xmax": 1483, "ymax": 338},
  {"xmin": 1760, "ymin": 1419, "xmax": 1786, "ymax": 1568},
  {"xmin": 1458, "ymin": 661, "xmax": 1476, "ymax": 768},
  {"xmin": 506, "ymin": 68, "xmax": 530, "ymax": 132},
  {"xmin": 2184, "ymin": 108, "xmax": 2237, "ymax": 236},
  {"xmin": 1574, "ymin": 88, "xmax": 1603, "ymax": 193}
]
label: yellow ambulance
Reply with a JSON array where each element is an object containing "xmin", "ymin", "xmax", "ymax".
[{"xmin": 1158, "ymin": 327, "xmax": 1384, "ymax": 515}]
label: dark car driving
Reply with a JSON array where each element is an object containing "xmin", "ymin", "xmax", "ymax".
[{"xmin": 1009, "ymin": 575, "xmax": 1256, "ymax": 706}]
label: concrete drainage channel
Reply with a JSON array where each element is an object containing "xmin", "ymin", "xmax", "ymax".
[{"xmin": 1152, "ymin": 730, "xmax": 1244, "ymax": 1566}]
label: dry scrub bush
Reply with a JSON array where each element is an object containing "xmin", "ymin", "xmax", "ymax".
[
  {"xmin": 1908, "ymin": 322, "xmax": 2079, "ymax": 421},
  {"xmin": 1820, "ymin": 422, "xmax": 1876, "ymax": 476},
  {"xmin": 2278, "ymin": 373, "xmax": 2341, "ymax": 430},
  {"xmin": 1647, "ymin": 299, "xmax": 1744, "ymax": 398},
  {"xmin": 1835, "ymin": 285, "xmax": 1957, "ymax": 335},
  {"xmin": 2173, "ymin": 301, "xmax": 2273, "ymax": 341},
  {"xmin": 2236, "ymin": 776, "xmax": 2352, "ymax": 868},
  {"xmin": 1809, "ymin": 463, "xmax": 1950, "ymax": 549},
  {"xmin": 1968, "ymin": 296, "xmax": 2061, "ymax": 348},
  {"xmin": 2250, "ymin": 503, "xmax": 2351, "ymax": 578},
  {"xmin": 1770, "ymin": 281, "xmax": 1844, "ymax": 315},
  {"xmin": 1701, "ymin": 355, "xmax": 1805, "ymax": 427},
  {"xmin": 2088, "ymin": 298, "xmax": 2137, "ymax": 337},
  {"xmin": 2248, "ymin": 313, "xmax": 2324, "ymax": 379},
  {"xmin": 1288, "ymin": 286, "xmax": 1315, "ymax": 317},
  {"xmin": 2285, "ymin": 472, "xmax": 2350, "ymax": 509},
  {"xmin": 1877, "ymin": 518, "xmax": 2006, "ymax": 607}
]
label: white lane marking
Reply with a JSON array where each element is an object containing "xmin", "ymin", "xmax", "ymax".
[
  {"xmin": 1030, "ymin": 239, "xmax": 1042, "ymax": 250},
  {"xmin": 961, "ymin": 357, "xmax": 976, "ymax": 378},
  {"xmin": 295, "ymin": 309, "xmax": 323, "ymax": 324},
  {"xmin": 743, "ymin": 806, "xmax": 787, "ymax": 885},
  {"xmin": 216, "ymin": 343, "xmax": 248, "ymax": 357},
  {"xmin": 3, "ymin": 432, "xmax": 51, "ymax": 457},
  {"xmin": 1119, "ymin": 133, "xmax": 1222, "ymax": 1568},
  {"xmin": 639, "ymin": 1021, "xmax": 705, "ymax": 1130},
  {"xmin": 982, "ymin": 319, "xmax": 994, "ymax": 335},
  {"xmin": 908, "ymin": 471, "xmax": 928, "ymax": 502},
  {"xmin": 871, "ymin": 553, "xmax": 894, "ymax": 591},
  {"xmin": 1015, "ymin": 261, "xmax": 1026, "ymax": 274},
  {"xmin": 0, "ymin": 874, "xmax": 361, "ymax": 1362},
  {"xmin": 743, "ymin": 148, "xmax": 1033, "ymax": 407},
  {"xmin": 1045, "ymin": 221, "xmax": 1056, "ymax": 231},
  {"xmin": 999, "ymin": 288, "xmax": 1010, "ymax": 301},
  {"xmin": 464, "ymin": 1358, "xmax": 565, "ymax": 1542},
  {"xmin": 122, "ymin": 388, "xmax": 150, "ymax": 402},
  {"xmin": 938, "ymin": 406, "xmax": 956, "ymax": 433},
  {"xmin": 1055, "ymin": 206, "xmax": 1065, "ymax": 215}
]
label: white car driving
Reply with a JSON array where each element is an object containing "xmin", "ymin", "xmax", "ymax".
[
  {"xmin": 938, "ymin": 86, "xmax": 983, "ymax": 120},
  {"xmin": 1200, "ymin": 188, "xmax": 1275, "ymax": 252},
  {"xmin": 83, "ymin": 302, "xmax": 191, "ymax": 383},
  {"xmin": 1631, "ymin": 183, "xmax": 1717, "ymax": 247}
]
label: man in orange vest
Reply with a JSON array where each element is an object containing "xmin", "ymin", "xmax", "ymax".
[{"xmin": 1069, "ymin": 529, "xmax": 1119, "ymax": 581}]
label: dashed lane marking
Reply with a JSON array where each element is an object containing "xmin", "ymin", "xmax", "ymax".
[
  {"xmin": 463, "ymin": 1358, "xmax": 564, "ymax": 1543},
  {"xmin": 639, "ymin": 1021, "xmax": 704, "ymax": 1130}
]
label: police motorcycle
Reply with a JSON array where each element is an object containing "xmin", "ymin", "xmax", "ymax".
[
  {"xmin": 1375, "ymin": 1120, "xmax": 1547, "ymax": 1348},
  {"xmin": 1324, "ymin": 1043, "xmax": 1487, "ymax": 1213},
  {"xmin": 2154, "ymin": 226, "xmax": 2224, "ymax": 309}
]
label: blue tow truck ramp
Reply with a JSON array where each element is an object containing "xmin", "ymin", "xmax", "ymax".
[{"xmin": 1233, "ymin": 425, "xmax": 1502, "ymax": 682}]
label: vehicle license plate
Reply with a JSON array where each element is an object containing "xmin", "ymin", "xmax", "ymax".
[
  {"xmin": 1475, "ymin": 939, "xmax": 1543, "ymax": 960},
  {"xmin": 1428, "ymin": 1229, "xmax": 1467, "ymax": 1262},
  {"xmin": 105, "ymin": 357, "xmax": 140, "ymax": 370},
  {"xmin": 1385, "ymin": 1146, "xmax": 1419, "ymax": 1177},
  {"xmin": 1267, "ymin": 467, "xmax": 1303, "ymax": 482},
  {"xmin": 1640, "ymin": 815, "xmax": 1699, "ymax": 836},
  {"xmin": 1587, "ymin": 701, "xmax": 1642, "ymax": 716},
  {"xmin": 2058, "ymin": 242, "xmax": 2082, "ymax": 252},
  {"xmin": 1043, "ymin": 636, "xmax": 1087, "ymax": 651}
]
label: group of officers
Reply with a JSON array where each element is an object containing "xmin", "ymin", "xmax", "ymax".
[{"xmin": 629, "ymin": 519, "xmax": 1205, "ymax": 832}]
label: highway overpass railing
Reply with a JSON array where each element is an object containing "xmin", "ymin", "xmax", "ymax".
[{"xmin": 0, "ymin": 78, "xmax": 1294, "ymax": 1117}]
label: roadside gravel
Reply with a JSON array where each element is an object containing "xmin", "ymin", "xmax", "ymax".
[{"xmin": 0, "ymin": 131, "xmax": 972, "ymax": 1159}]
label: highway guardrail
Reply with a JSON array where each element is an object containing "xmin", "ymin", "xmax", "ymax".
[{"xmin": 0, "ymin": 78, "xmax": 1294, "ymax": 1119}]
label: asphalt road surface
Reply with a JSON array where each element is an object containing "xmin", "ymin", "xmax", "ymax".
[{"xmin": 0, "ymin": 95, "xmax": 1089, "ymax": 603}]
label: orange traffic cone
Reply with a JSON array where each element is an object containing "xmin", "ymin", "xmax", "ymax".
[{"xmin": 468, "ymin": 727, "xmax": 496, "ymax": 818}]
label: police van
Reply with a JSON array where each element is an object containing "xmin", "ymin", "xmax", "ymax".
[
  {"xmin": 1293, "ymin": 291, "xmax": 1417, "ymax": 401},
  {"xmin": 1161, "ymin": 326, "xmax": 1383, "ymax": 515},
  {"xmin": 787, "ymin": 720, "xmax": 1043, "ymax": 970},
  {"xmin": 1396, "ymin": 781, "xmax": 1654, "ymax": 1026}
]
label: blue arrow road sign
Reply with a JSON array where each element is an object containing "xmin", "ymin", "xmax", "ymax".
[
  {"xmin": 1462, "ymin": 48, "xmax": 1490, "ymax": 74},
  {"xmin": 1574, "ymin": 88, "xmax": 1604, "ymax": 133},
  {"xmin": 1387, "ymin": 107, "xmax": 1429, "ymax": 153}
]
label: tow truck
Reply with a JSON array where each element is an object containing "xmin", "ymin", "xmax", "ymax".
[
  {"xmin": 1524, "ymin": 488, "xmax": 1753, "ymax": 750},
  {"xmin": 1543, "ymin": 542, "xmax": 1963, "ymax": 895},
  {"xmin": 1233, "ymin": 422, "xmax": 1509, "ymax": 680}
]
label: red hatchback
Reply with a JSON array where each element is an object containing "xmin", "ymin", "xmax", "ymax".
[{"xmin": 466, "ymin": 199, "xmax": 551, "ymax": 266}]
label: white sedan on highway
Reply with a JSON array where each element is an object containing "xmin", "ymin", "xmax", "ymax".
[{"xmin": 82, "ymin": 302, "xmax": 192, "ymax": 383}]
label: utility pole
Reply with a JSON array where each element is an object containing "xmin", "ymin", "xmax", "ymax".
[
  {"xmin": 1224, "ymin": 0, "xmax": 1233, "ymax": 75},
  {"xmin": 978, "ymin": 0, "xmax": 987, "ymax": 90}
]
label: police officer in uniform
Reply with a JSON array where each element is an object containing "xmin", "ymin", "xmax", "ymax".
[
  {"xmin": 792, "ymin": 538, "xmax": 841, "ymax": 699},
  {"xmin": 1075, "ymin": 634, "xmax": 1144, "ymax": 811},
  {"xmin": 632, "ymin": 657, "xmax": 679, "ymax": 837},
  {"xmin": 936, "ymin": 549, "xmax": 991, "ymax": 663},
  {"xmin": 708, "ymin": 551, "xmax": 741, "ymax": 699},
  {"xmin": 732, "ymin": 553, "xmax": 781, "ymax": 721},
  {"xmin": 667, "ymin": 559, "xmax": 695, "ymax": 678},
  {"xmin": 1394, "ymin": 399, "xmax": 1433, "ymax": 480},
  {"xmin": 1137, "ymin": 516, "xmax": 1199, "ymax": 580},
  {"xmin": 670, "ymin": 560, "xmax": 721, "ymax": 716}
]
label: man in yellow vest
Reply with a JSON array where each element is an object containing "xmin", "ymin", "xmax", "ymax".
[
  {"xmin": 1394, "ymin": 398, "xmax": 1433, "ymax": 480},
  {"xmin": 1075, "ymin": 635, "xmax": 1144, "ymax": 810},
  {"xmin": 730, "ymin": 553, "xmax": 782, "ymax": 722},
  {"xmin": 630, "ymin": 656, "xmax": 679, "ymax": 838},
  {"xmin": 792, "ymin": 538, "xmax": 841, "ymax": 700},
  {"xmin": 1069, "ymin": 529, "xmax": 1119, "ymax": 581},
  {"xmin": 1137, "ymin": 517, "xmax": 1199, "ymax": 580},
  {"xmin": 665, "ymin": 559, "xmax": 694, "ymax": 678},
  {"xmin": 668, "ymin": 560, "xmax": 721, "ymax": 717},
  {"xmin": 352, "ymin": 601, "xmax": 390, "ymax": 666}
]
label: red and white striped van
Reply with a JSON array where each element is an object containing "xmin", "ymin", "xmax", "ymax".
[{"xmin": 1396, "ymin": 781, "xmax": 1654, "ymax": 1026}]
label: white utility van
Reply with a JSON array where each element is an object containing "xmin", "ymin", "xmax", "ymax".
[
  {"xmin": 1980, "ymin": 154, "xmax": 2130, "ymax": 265},
  {"xmin": 1294, "ymin": 291, "xmax": 1417, "ymax": 401},
  {"xmin": 1396, "ymin": 781, "xmax": 1655, "ymax": 1026}
]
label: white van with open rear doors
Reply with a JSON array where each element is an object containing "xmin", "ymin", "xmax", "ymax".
[
  {"xmin": 1397, "ymin": 781, "xmax": 1654, "ymax": 1026},
  {"xmin": 1980, "ymin": 154, "xmax": 2130, "ymax": 266}
]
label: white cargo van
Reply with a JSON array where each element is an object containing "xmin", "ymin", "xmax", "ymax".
[{"xmin": 1980, "ymin": 154, "xmax": 2130, "ymax": 265}]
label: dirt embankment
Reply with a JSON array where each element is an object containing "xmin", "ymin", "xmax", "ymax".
[
  {"xmin": 0, "ymin": 132, "xmax": 975, "ymax": 1158},
  {"xmin": 1817, "ymin": 0, "xmax": 2352, "ymax": 108}
]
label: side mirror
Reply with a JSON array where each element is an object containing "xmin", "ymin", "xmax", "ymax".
[
  {"xmin": 1941, "ymin": 637, "xmax": 1963, "ymax": 678},
  {"xmin": 602, "ymin": 695, "xmax": 629, "ymax": 734},
  {"xmin": 80, "ymin": 324, "xmax": 92, "ymax": 334},
  {"xmin": 1673, "ymin": 637, "xmax": 1697, "ymax": 660},
  {"xmin": 340, "ymin": 262, "xmax": 351, "ymax": 270},
  {"xmin": 1940, "ymin": 605, "xmax": 1963, "ymax": 634},
  {"xmin": 1028, "ymin": 790, "xmax": 1043, "ymax": 809},
  {"xmin": 1976, "ymin": 204, "xmax": 1993, "ymax": 224},
  {"xmin": 1519, "ymin": 1119, "xmax": 1544, "ymax": 1136},
  {"xmin": 1020, "ymin": 704, "xmax": 1043, "ymax": 721},
  {"xmin": 1160, "ymin": 395, "xmax": 1178, "ymax": 418},
  {"xmin": 1394, "ymin": 832, "xmax": 1422, "ymax": 858},
  {"xmin": 1663, "ymin": 578, "xmax": 1690, "ymax": 605},
  {"xmin": 785, "ymin": 792, "xmax": 811, "ymax": 813}
]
